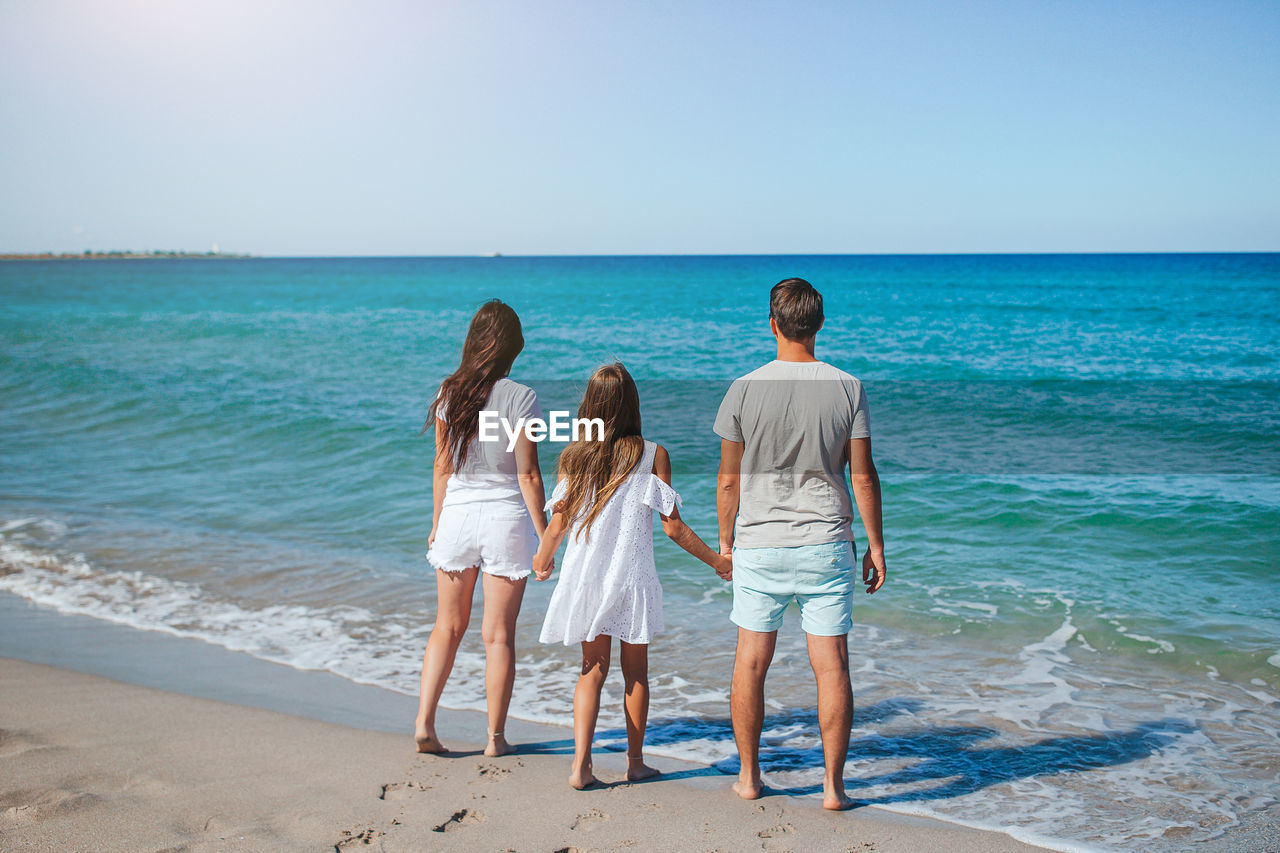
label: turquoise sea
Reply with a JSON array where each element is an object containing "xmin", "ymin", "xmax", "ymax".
[{"xmin": 2, "ymin": 254, "xmax": 1277, "ymax": 850}]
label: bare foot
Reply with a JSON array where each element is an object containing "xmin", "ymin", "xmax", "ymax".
[
  {"xmin": 484, "ymin": 733, "xmax": 514, "ymax": 757},
  {"xmin": 414, "ymin": 730, "xmax": 446, "ymax": 754},
  {"xmin": 823, "ymin": 790, "xmax": 855, "ymax": 811},
  {"xmin": 732, "ymin": 778, "xmax": 763, "ymax": 800},
  {"xmin": 626, "ymin": 759, "xmax": 661, "ymax": 781},
  {"xmin": 569, "ymin": 764, "xmax": 599, "ymax": 790}
]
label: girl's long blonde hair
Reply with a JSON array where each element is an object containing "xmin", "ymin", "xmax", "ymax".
[{"xmin": 555, "ymin": 363, "xmax": 643, "ymax": 541}]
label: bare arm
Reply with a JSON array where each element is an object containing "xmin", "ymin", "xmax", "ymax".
[
  {"xmin": 532, "ymin": 504, "xmax": 567, "ymax": 581},
  {"xmin": 428, "ymin": 418, "xmax": 451, "ymax": 546},
  {"xmin": 716, "ymin": 439, "xmax": 743, "ymax": 558},
  {"xmin": 654, "ymin": 445, "xmax": 730, "ymax": 579},
  {"xmin": 849, "ymin": 437, "xmax": 886, "ymax": 594},
  {"xmin": 514, "ymin": 432, "xmax": 547, "ymax": 538}
]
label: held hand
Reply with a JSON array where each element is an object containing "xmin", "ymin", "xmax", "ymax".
[
  {"xmin": 714, "ymin": 544, "xmax": 733, "ymax": 582},
  {"xmin": 862, "ymin": 547, "xmax": 886, "ymax": 594},
  {"xmin": 714, "ymin": 552, "xmax": 732, "ymax": 582},
  {"xmin": 533, "ymin": 553, "xmax": 554, "ymax": 582}
]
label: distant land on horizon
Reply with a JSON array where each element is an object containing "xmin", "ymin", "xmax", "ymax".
[{"xmin": 0, "ymin": 250, "xmax": 253, "ymax": 261}]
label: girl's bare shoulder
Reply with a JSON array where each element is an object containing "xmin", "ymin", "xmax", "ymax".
[{"xmin": 651, "ymin": 442, "xmax": 671, "ymax": 474}]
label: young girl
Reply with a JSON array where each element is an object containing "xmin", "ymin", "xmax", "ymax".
[
  {"xmin": 534, "ymin": 363, "xmax": 731, "ymax": 789},
  {"xmin": 417, "ymin": 299, "xmax": 546, "ymax": 758}
]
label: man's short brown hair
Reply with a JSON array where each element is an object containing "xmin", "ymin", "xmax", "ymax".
[{"xmin": 769, "ymin": 278, "xmax": 824, "ymax": 341}]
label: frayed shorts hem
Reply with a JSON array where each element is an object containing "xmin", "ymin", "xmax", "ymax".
[{"xmin": 425, "ymin": 553, "xmax": 531, "ymax": 581}]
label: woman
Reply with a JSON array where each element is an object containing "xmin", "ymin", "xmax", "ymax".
[{"xmin": 417, "ymin": 299, "xmax": 546, "ymax": 757}]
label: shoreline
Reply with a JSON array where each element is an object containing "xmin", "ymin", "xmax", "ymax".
[{"xmin": 0, "ymin": 592, "xmax": 1049, "ymax": 851}]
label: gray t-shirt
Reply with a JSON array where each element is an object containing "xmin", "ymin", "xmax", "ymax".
[
  {"xmin": 436, "ymin": 377, "xmax": 542, "ymax": 508},
  {"xmin": 713, "ymin": 360, "xmax": 870, "ymax": 548}
]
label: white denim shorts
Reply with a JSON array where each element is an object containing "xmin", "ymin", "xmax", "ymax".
[{"xmin": 426, "ymin": 501, "xmax": 537, "ymax": 580}]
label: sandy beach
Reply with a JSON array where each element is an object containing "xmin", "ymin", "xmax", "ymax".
[{"xmin": 0, "ymin": 653, "xmax": 1048, "ymax": 852}]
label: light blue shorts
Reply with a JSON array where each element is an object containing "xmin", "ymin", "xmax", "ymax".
[{"xmin": 731, "ymin": 541, "xmax": 857, "ymax": 636}]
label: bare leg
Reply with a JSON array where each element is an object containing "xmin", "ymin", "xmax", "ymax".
[
  {"xmin": 730, "ymin": 627, "xmax": 777, "ymax": 799},
  {"xmin": 415, "ymin": 567, "xmax": 479, "ymax": 752},
  {"xmin": 571, "ymin": 635, "xmax": 611, "ymax": 789},
  {"xmin": 620, "ymin": 641, "xmax": 659, "ymax": 781},
  {"xmin": 807, "ymin": 632, "xmax": 854, "ymax": 810},
  {"xmin": 480, "ymin": 571, "xmax": 527, "ymax": 756}
]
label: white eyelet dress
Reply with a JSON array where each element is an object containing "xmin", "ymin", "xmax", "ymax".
[{"xmin": 539, "ymin": 440, "xmax": 681, "ymax": 646}]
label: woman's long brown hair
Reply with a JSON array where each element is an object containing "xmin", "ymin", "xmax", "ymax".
[
  {"xmin": 425, "ymin": 299, "xmax": 524, "ymax": 467},
  {"xmin": 555, "ymin": 363, "xmax": 644, "ymax": 542}
]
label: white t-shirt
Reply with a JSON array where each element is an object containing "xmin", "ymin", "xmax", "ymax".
[
  {"xmin": 713, "ymin": 360, "xmax": 870, "ymax": 548},
  {"xmin": 436, "ymin": 377, "xmax": 542, "ymax": 508}
]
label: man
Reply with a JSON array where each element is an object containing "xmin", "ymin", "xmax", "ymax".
[{"xmin": 714, "ymin": 277, "xmax": 886, "ymax": 811}]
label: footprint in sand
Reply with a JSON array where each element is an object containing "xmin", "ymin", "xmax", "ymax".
[
  {"xmin": 116, "ymin": 772, "xmax": 170, "ymax": 798},
  {"xmin": 757, "ymin": 822, "xmax": 795, "ymax": 839},
  {"xmin": 334, "ymin": 827, "xmax": 385, "ymax": 849},
  {"xmin": 379, "ymin": 781, "xmax": 429, "ymax": 801},
  {"xmin": 570, "ymin": 807, "xmax": 610, "ymax": 832},
  {"xmin": 433, "ymin": 808, "xmax": 484, "ymax": 833},
  {"xmin": 1, "ymin": 788, "xmax": 100, "ymax": 827},
  {"xmin": 475, "ymin": 763, "xmax": 511, "ymax": 782},
  {"xmin": 0, "ymin": 729, "xmax": 48, "ymax": 759}
]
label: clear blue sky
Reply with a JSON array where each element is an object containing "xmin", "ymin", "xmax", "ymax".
[{"xmin": 1, "ymin": 0, "xmax": 1277, "ymax": 255}]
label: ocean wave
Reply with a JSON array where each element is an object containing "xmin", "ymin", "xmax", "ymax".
[
  {"xmin": 0, "ymin": 517, "xmax": 68, "ymax": 537},
  {"xmin": 0, "ymin": 535, "xmax": 432, "ymax": 696}
]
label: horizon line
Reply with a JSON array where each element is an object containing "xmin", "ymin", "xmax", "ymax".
[{"xmin": 6, "ymin": 249, "xmax": 1279, "ymax": 260}]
